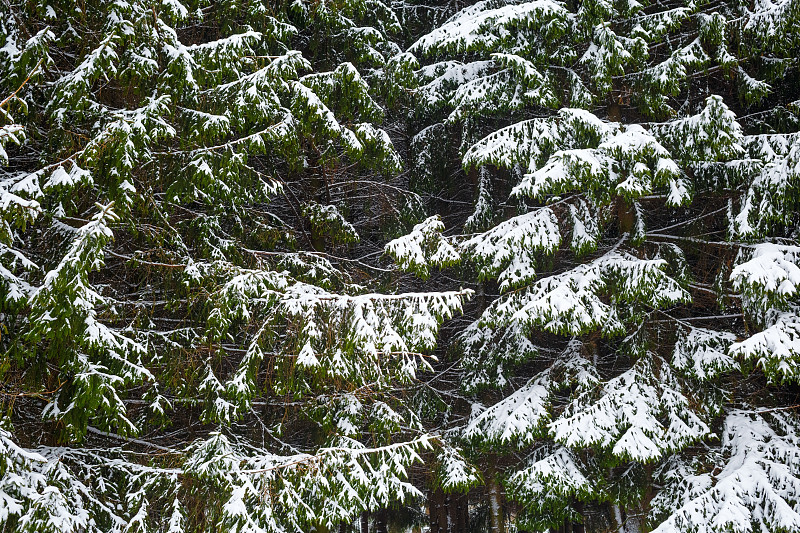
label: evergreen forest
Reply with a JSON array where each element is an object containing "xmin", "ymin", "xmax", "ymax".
[{"xmin": 1, "ymin": 0, "xmax": 800, "ymax": 531}]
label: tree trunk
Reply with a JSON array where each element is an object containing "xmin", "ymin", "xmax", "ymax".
[
  {"xmin": 428, "ymin": 488, "xmax": 439, "ymax": 533},
  {"xmin": 486, "ymin": 463, "xmax": 505, "ymax": 533},
  {"xmin": 428, "ymin": 487, "xmax": 449, "ymax": 533},
  {"xmin": 360, "ymin": 511, "xmax": 369, "ymax": 533},
  {"xmin": 447, "ymin": 492, "xmax": 457, "ymax": 533},
  {"xmin": 608, "ymin": 99, "xmax": 622, "ymax": 122},
  {"xmin": 615, "ymin": 196, "xmax": 636, "ymax": 236},
  {"xmin": 374, "ymin": 508, "xmax": 388, "ymax": 533},
  {"xmin": 612, "ymin": 503, "xmax": 625, "ymax": 533},
  {"xmin": 572, "ymin": 500, "xmax": 585, "ymax": 533},
  {"xmin": 449, "ymin": 491, "xmax": 468, "ymax": 533}
]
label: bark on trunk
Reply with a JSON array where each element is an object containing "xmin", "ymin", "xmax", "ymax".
[
  {"xmin": 612, "ymin": 503, "xmax": 625, "ymax": 533},
  {"xmin": 450, "ymin": 491, "xmax": 468, "ymax": 532},
  {"xmin": 360, "ymin": 511, "xmax": 369, "ymax": 533},
  {"xmin": 374, "ymin": 508, "xmax": 388, "ymax": 533},
  {"xmin": 428, "ymin": 487, "xmax": 449, "ymax": 533},
  {"xmin": 486, "ymin": 463, "xmax": 505, "ymax": 533}
]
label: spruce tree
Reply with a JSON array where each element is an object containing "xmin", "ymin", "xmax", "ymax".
[
  {"xmin": 2, "ymin": 0, "xmax": 800, "ymax": 531},
  {"xmin": 0, "ymin": 1, "xmax": 470, "ymax": 531},
  {"xmin": 396, "ymin": 0, "xmax": 800, "ymax": 530}
]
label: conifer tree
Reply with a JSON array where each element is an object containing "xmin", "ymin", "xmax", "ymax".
[
  {"xmin": 0, "ymin": 1, "xmax": 470, "ymax": 531},
  {"xmin": 2, "ymin": 0, "xmax": 800, "ymax": 531},
  {"xmin": 394, "ymin": 0, "xmax": 800, "ymax": 530}
]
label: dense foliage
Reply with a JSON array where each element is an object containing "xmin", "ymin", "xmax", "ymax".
[{"xmin": 1, "ymin": 0, "xmax": 799, "ymax": 532}]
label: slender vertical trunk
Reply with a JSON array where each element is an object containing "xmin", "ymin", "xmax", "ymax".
[
  {"xmin": 428, "ymin": 487, "xmax": 439, "ymax": 533},
  {"xmin": 615, "ymin": 196, "xmax": 636, "ymax": 235},
  {"xmin": 608, "ymin": 99, "xmax": 622, "ymax": 122},
  {"xmin": 572, "ymin": 500, "xmax": 585, "ymax": 533},
  {"xmin": 428, "ymin": 487, "xmax": 449, "ymax": 533},
  {"xmin": 453, "ymin": 491, "xmax": 468, "ymax": 532},
  {"xmin": 447, "ymin": 492, "xmax": 457, "ymax": 533},
  {"xmin": 437, "ymin": 489, "xmax": 449, "ymax": 533},
  {"xmin": 360, "ymin": 511, "xmax": 369, "ymax": 533},
  {"xmin": 486, "ymin": 462, "xmax": 505, "ymax": 533},
  {"xmin": 638, "ymin": 464, "xmax": 655, "ymax": 533},
  {"xmin": 612, "ymin": 503, "xmax": 625, "ymax": 533},
  {"xmin": 374, "ymin": 508, "xmax": 388, "ymax": 533}
]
